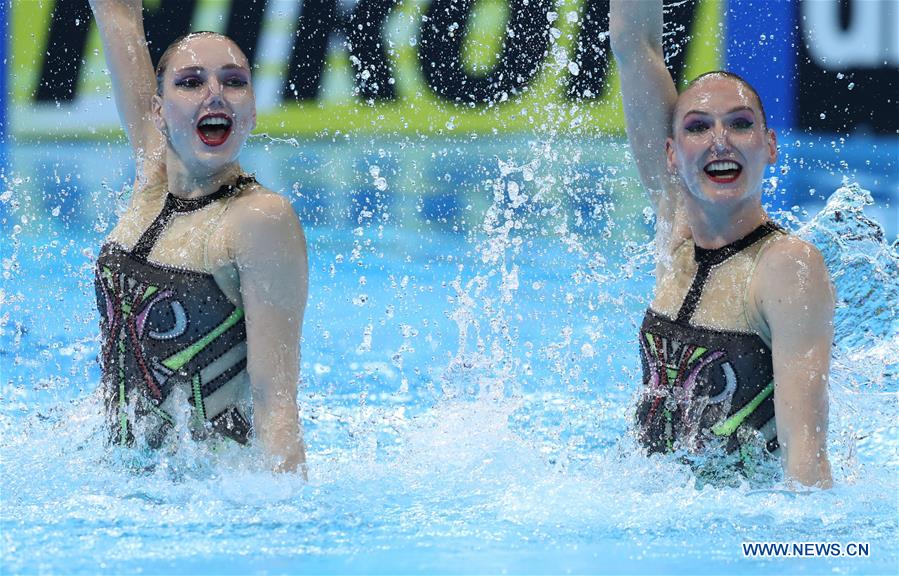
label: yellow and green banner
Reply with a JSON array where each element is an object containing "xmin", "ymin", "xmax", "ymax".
[{"xmin": 10, "ymin": 0, "xmax": 722, "ymax": 139}]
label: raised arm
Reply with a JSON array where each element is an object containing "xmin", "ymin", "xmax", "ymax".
[
  {"xmin": 754, "ymin": 238, "xmax": 834, "ymax": 488},
  {"xmin": 232, "ymin": 193, "xmax": 309, "ymax": 474},
  {"xmin": 88, "ymin": 0, "xmax": 165, "ymax": 185},
  {"xmin": 610, "ymin": 0, "xmax": 682, "ymax": 238}
]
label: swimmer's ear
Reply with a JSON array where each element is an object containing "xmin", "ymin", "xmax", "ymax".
[
  {"xmin": 766, "ymin": 128, "xmax": 777, "ymax": 165},
  {"xmin": 665, "ymin": 137, "xmax": 677, "ymax": 174},
  {"xmin": 151, "ymin": 94, "xmax": 168, "ymax": 138}
]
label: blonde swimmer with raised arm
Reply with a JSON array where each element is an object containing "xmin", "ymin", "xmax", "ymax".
[
  {"xmin": 610, "ymin": 0, "xmax": 833, "ymax": 487},
  {"xmin": 89, "ymin": 0, "xmax": 307, "ymax": 473}
]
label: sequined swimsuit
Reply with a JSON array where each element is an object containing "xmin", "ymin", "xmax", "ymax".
[{"xmin": 95, "ymin": 176, "xmax": 255, "ymax": 447}]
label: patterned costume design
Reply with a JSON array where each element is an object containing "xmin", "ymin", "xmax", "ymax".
[
  {"xmin": 95, "ymin": 177, "xmax": 255, "ymax": 447},
  {"xmin": 639, "ymin": 330, "xmax": 736, "ymax": 452},
  {"xmin": 637, "ymin": 223, "xmax": 781, "ymax": 456}
]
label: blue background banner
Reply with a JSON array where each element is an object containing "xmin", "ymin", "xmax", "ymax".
[{"xmin": 724, "ymin": 0, "xmax": 797, "ymax": 130}]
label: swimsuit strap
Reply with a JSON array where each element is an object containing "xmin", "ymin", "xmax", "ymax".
[
  {"xmin": 202, "ymin": 180, "xmax": 251, "ymax": 272},
  {"xmin": 742, "ymin": 227, "xmax": 786, "ymax": 348},
  {"xmin": 131, "ymin": 174, "xmax": 256, "ymax": 262},
  {"xmin": 675, "ymin": 221, "xmax": 780, "ymax": 325}
]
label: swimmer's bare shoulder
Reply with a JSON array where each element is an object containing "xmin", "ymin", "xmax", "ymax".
[
  {"xmin": 222, "ymin": 185, "xmax": 308, "ymax": 305},
  {"xmin": 228, "ymin": 184, "xmax": 305, "ymax": 234},
  {"xmin": 204, "ymin": 185, "xmax": 306, "ymax": 293},
  {"xmin": 225, "ymin": 183, "xmax": 305, "ymax": 247},
  {"xmin": 749, "ymin": 234, "xmax": 833, "ymax": 337}
]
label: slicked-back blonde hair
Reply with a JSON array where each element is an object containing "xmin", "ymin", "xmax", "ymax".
[
  {"xmin": 670, "ymin": 70, "xmax": 768, "ymax": 136},
  {"xmin": 154, "ymin": 31, "xmax": 249, "ymax": 96}
]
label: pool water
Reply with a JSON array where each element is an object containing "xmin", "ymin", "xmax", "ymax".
[{"xmin": 1, "ymin": 136, "xmax": 897, "ymax": 574}]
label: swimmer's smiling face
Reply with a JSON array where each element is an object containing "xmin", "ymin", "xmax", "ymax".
[
  {"xmin": 666, "ymin": 74, "xmax": 777, "ymax": 208},
  {"xmin": 152, "ymin": 34, "xmax": 256, "ymax": 175}
]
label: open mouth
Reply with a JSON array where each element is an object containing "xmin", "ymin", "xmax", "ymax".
[
  {"xmin": 704, "ymin": 160, "xmax": 742, "ymax": 184},
  {"xmin": 196, "ymin": 114, "xmax": 233, "ymax": 147}
]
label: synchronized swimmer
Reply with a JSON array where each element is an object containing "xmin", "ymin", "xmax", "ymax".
[
  {"xmin": 611, "ymin": 0, "xmax": 833, "ymax": 487},
  {"xmin": 89, "ymin": 0, "xmax": 834, "ymax": 487},
  {"xmin": 90, "ymin": 0, "xmax": 307, "ymax": 473}
]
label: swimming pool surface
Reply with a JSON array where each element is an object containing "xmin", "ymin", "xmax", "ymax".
[{"xmin": 1, "ymin": 136, "xmax": 897, "ymax": 574}]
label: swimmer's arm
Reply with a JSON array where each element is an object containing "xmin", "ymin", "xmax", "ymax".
[
  {"xmin": 232, "ymin": 194, "xmax": 309, "ymax": 475},
  {"xmin": 88, "ymin": 0, "xmax": 165, "ymax": 185},
  {"xmin": 755, "ymin": 238, "xmax": 834, "ymax": 488},
  {"xmin": 609, "ymin": 0, "xmax": 681, "ymax": 230}
]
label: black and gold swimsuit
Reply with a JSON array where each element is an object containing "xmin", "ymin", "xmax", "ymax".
[
  {"xmin": 637, "ymin": 222, "xmax": 782, "ymax": 456},
  {"xmin": 95, "ymin": 176, "xmax": 255, "ymax": 448}
]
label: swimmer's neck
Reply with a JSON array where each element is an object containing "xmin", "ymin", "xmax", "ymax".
[
  {"xmin": 165, "ymin": 153, "xmax": 244, "ymax": 200},
  {"xmin": 684, "ymin": 197, "xmax": 769, "ymax": 249}
]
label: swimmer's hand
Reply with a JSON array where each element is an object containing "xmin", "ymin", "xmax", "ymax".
[
  {"xmin": 258, "ymin": 409, "xmax": 307, "ymax": 478},
  {"xmin": 268, "ymin": 446, "xmax": 307, "ymax": 479}
]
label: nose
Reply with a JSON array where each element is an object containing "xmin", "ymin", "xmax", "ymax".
[
  {"xmin": 711, "ymin": 123, "xmax": 729, "ymax": 153},
  {"xmin": 204, "ymin": 78, "xmax": 225, "ymax": 105}
]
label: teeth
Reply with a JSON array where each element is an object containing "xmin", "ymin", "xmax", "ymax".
[
  {"xmin": 198, "ymin": 116, "xmax": 231, "ymax": 127},
  {"xmin": 706, "ymin": 161, "xmax": 740, "ymax": 174}
]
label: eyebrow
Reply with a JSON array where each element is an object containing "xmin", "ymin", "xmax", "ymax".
[
  {"xmin": 220, "ymin": 63, "xmax": 250, "ymax": 72},
  {"xmin": 172, "ymin": 63, "xmax": 250, "ymax": 75},
  {"xmin": 683, "ymin": 106, "xmax": 756, "ymax": 117}
]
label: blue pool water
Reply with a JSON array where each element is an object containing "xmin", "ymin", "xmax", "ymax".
[{"xmin": 1, "ymin": 136, "xmax": 897, "ymax": 574}]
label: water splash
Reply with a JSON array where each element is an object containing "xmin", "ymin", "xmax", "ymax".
[
  {"xmin": 795, "ymin": 181, "xmax": 898, "ymax": 385},
  {"xmin": 443, "ymin": 156, "xmax": 543, "ymax": 399},
  {"xmin": 2, "ymin": 140, "xmax": 896, "ymax": 572}
]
